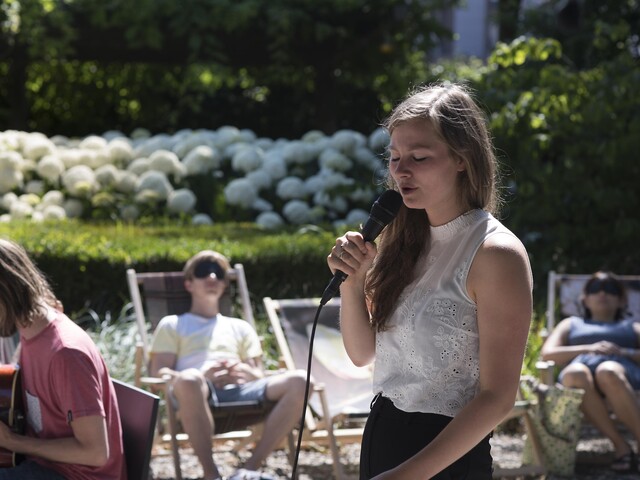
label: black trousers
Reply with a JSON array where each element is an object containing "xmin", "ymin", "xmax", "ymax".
[{"xmin": 360, "ymin": 396, "xmax": 493, "ymax": 480}]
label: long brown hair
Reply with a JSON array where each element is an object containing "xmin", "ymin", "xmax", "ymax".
[
  {"xmin": 0, "ymin": 239, "xmax": 55, "ymax": 336},
  {"xmin": 367, "ymin": 83, "xmax": 500, "ymax": 331}
]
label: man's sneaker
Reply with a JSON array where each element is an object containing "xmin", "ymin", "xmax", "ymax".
[{"xmin": 227, "ymin": 468, "xmax": 275, "ymax": 480}]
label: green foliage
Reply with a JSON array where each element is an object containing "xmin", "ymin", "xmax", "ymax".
[
  {"xmin": 0, "ymin": 219, "xmax": 341, "ymax": 314},
  {"xmin": 471, "ymin": 37, "xmax": 640, "ymax": 295},
  {"xmin": 1, "ymin": 0, "xmax": 459, "ymax": 137}
]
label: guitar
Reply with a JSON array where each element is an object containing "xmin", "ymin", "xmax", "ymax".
[{"xmin": 0, "ymin": 364, "xmax": 24, "ymax": 467}]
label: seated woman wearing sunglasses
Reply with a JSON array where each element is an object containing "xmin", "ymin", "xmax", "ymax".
[{"xmin": 541, "ymin": 271, "xmax": 640, "ymax": 473}]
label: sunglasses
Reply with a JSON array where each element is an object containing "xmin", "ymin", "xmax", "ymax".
[
  {"xmin": 193, "ymin": 260, "xmax": 226, "ymax": 280},
  {"xmin": 585, "ymin": 280, "xmax": 622, "ymax": 296}
]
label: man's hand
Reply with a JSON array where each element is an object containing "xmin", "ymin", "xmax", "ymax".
[{"xmin": 202, "ymin": 360, "xmax": 261, "ymax": 387}]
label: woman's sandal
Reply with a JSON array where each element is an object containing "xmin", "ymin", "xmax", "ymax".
[{"xmin": 611, "ymin": 449, "xmax": 637, "ymax": 473}]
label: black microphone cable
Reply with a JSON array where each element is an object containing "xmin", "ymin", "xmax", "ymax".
[{"xmin": 290, "ymin": 300, "xmax": 324, "ymax": 480}]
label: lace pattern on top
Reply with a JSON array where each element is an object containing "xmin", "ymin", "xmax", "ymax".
[{"xmin": 373, "ymin": 209, "xmax": 515, "ymax": 417}]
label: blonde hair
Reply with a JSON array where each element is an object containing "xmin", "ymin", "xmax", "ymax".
[{"xmin": 368, "ymin": 83, "xmax": 500, "ymax": 331}]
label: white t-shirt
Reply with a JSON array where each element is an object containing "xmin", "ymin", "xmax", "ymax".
[
  {"xmin": 150, "ymin": 313, "xmax": 262, "ymax": 372},
  {"xmin": 372, "ymin": 209, "xmax": 525, "ymax": 417}
]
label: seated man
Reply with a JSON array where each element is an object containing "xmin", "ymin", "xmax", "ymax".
[
  {"xmin": 149, "ymin": 250, "xmax": 310, "ymax": 480},
  {"xmin": 0, "ymin": 238, "xmax": 125, "ymax": 479}
]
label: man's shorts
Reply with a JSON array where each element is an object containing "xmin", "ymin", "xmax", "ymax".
[
  {"xmin": 207, "ymin": 377, "xmax": 270, "ymax": 407},
  {"xmin": 206, "ymin": 377, "xmax": 273, "ymax": 433}
]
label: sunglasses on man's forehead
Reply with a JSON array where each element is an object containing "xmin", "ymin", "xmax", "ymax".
[
  {"xmin": 585, "ymin": 279, "xmax": 621, "ymax": 296},
  {"xmin": 193, "ymin": 260, "xmax": 226, "ymax": 280}
]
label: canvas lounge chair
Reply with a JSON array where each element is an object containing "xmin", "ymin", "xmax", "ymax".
[
  {"xmin": 263, "ymin": 296, "xmax": 373, "ymax": 480},
  {"xmin": 126, "ymin": 265, "xmax": 274, "ymax": 480},
  {"xmin": 537, "ymin": 271, "xmax": 640, "ymax": 385}
]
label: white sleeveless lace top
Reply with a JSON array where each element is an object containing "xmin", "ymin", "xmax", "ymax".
[{"xmin": 372, "ymin": 209, "xmax": 517, "ymax": 417}]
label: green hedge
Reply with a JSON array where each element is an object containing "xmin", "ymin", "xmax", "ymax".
[{"xmin": 0, "ymin": 220, "xmax": 339, "ymax": 316}]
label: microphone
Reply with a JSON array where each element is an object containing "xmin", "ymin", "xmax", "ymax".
[{"xmin": 320, "ymin": 189, "xmax": 403, "ymax": 305}]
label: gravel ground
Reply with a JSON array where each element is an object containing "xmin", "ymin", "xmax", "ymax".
[{"xmin": 149, "ymin": 429, "xmax": 640, "ymax": 480}]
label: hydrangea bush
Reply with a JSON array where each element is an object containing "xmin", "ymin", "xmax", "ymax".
[{"xmin": 0, "ymin": 126, "xmax": 391, "ymax": 229}]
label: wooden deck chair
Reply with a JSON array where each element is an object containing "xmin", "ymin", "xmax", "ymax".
[
  {"xmin": 263, "ymin": 296, "xmax": 371, "ymax": 480},
  {"xmin": 126, "ymin": 265, "xmax": 273, "ymax": 480},
  {"xmin": 537, "ymin": 271, "xmax": 640, "ymax": 385},
  {"xmin": 113, "ymin": 378, "xmax": 160, "ymax": 480}
]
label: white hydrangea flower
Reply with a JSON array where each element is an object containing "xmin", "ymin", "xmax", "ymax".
[
  {"xmin": 330, "ymin": 129, "xmax": 366, "ymax": 155},
  {"xmin": 214, "ymin": 126, "xmax": 242, "ymax": 149},
  {"xmin": 58, "ymin": 148, "xmax": 83, "ymax": 168},
  {"xmin": 232, "ymin": 146, "xmax": 264, "ymax": 173},
  {"xmin": 108, "ymin": 138, "xmax": 133, "ymax": 165},
  {"xmin": 276, "ymin": 176, "xmax": 307, "ymax": 200},
  {"xmin": 0, "ymin": 167, "xmax": 23, "ymax": 194},
  {"xmin": 282, "ymin": 200, "xmax": 311, "ymax": 224},
  {"xmin": 49, "ymin": 135, "xmax": 69, "ymax": 146},
  {"xmin": 349, "ymin": 187, "xmax": 376, "ymax": 203},
  {"xmin": 133, "ymin": 134, "xmax": 176, "ymax": 158},
  {"xmin": 301, "ymin": 130, "xmax": 326, "ymax": 142},
  {"xmin": 41, "ymin": 190, "xmax": 64, "ymax": 206},
  {"xmin": 95, "ymin": 164, "xmax": 120, "ymax": 188},
  {"xmin": 0, "ymin": 150, "xmax": 23, "ymax": 169},
  {"xmin": 256, "ymin": 211, "xmax": 284, "ymax": 230},
  {"xmin": 192, "ymin": 213, "xmax": 214, "ymax": 225},
  {"xmin": 252, "ymin": 197, "xmax": 273, "ymax": 212},
  {"xmin": 36, "ymin": 154, "xmax": 65, "ymax": 183},
  {"xmin": 135, "ymin": 170, "xmax": 173, "ymax": 201},
  {"xmin": 368, "ymin": 127, "xmax": 390, "ymax": 153},
  {"xmin": 318, "ymin": 148, "xmax": 353, "ymax": 172},
  {"xmin": 115, "ymin": 171, "xmax": 138, "ymax": 194},
  {"xmin": 304, "ymin": 174, "xmax": 325, "ymax": 195},
  {"xmin": 130, "ymin": 128, "xmax": 151, "ymax": 140},
  {"xmin": 42, "ymin": 204, "xmax": 66, "ymax": 220},
  {"xmin": 148, "ymin": 150, "xmax": 185, "ymax": 178},
  {"xmin": 0, "ymin": 192, "xmax": 18, "ymax": 210},
  {"xmin": 119, "ymin": 204, "xmax": 140, "ymax": 221},
  {"xmin": 239, "ymin": 129, "xmax": 257, "ymax": 143},
  {"xmin": 25, "ymin": 180, "xmax": 44, "ymax": 196},
  {"xmin": 167, "ymin": 188, "xmax": 197, "ymax": 214},
  {"xmin": 126, "ymin": 157, "xmax": 150, "ymax": 175},
  {"xmin": 353, "ymin": 147, "xmax": 383, "ymax": 170},
  {"xmin": 62, "ymin": 165, "xmax": 97, "ymax": 197},
  {"xmin": 183, "ymin": 145, "xmax": 221, "ymax": 175},
  {"xmin": 263, "ymin": 151, "xmax": 287, "ymax": 180},
  {"xmin": 0, "ymin": 130, "xmax": 21, "ymax": 151},
  {"xmin": 79, "ymin": 135, "xmax": 108, "ymax": 150},
  {"xmin": 85, "ymin": 150, "xmax": 112, "ymax": 169},
  {"xmin": 9, "ymin": 200, "xmax": 33, "ymax": 219},
  {"xmin": 254, "ymin": 138, "xmax": 274, "ymax": 150},
  {"xmin": 102, "ymin": 130, "xmax": 126, "ymax": 141},
  {"xmin": 224, "ymin": 178, "xmax": 258, "ymax": 208},
  {"xmin": 345, "ymin": 208, "xmax": 370, "ymax": 225},
  {"xmin": 63, "ymin": 198, "xmax": 84, "ymax": 218},
  {"xmin": 22, "ymin": 133, "xmax": 55, "ymax": 160},
  {"xmin": 246, "ymin": 169, "xmax": 272, "ymax": 191},
  {"xmin": 31, "ymin": 211, "xmax": 44, "ymax": 222},
  {"xmin": 282, "ymin": 141, "xmax": 314, "ymax": 165},
  {"xmin": 172, "ymin": 131, "xmax": 216, "ymax": 158},
  {"xmin": 0, "ymin": 214, "xmax": 11, "ymax": 222},
  {"xmin": 313, "ymin": 191, "xmax": 348, "ymax": 213},
  {"xmin": 318, "ymin": 169, "xmax": 355, "ymax": 190}
]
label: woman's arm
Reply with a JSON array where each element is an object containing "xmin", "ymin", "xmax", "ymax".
[
  {"xmin": 372, "ymin": 233, "xmax": 533, "ymax": 479},
  {"xmin": 541, "ymin": 319, "xmax": 622, "ymax": 365},
  {"xmin": 327, "ymin": 231, "xmax": 377, "ymax": 367}
]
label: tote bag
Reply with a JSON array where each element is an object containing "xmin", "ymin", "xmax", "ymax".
[{"xmin": 521, "ymin": 377, "xmax": 585, "ymax": 476}]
